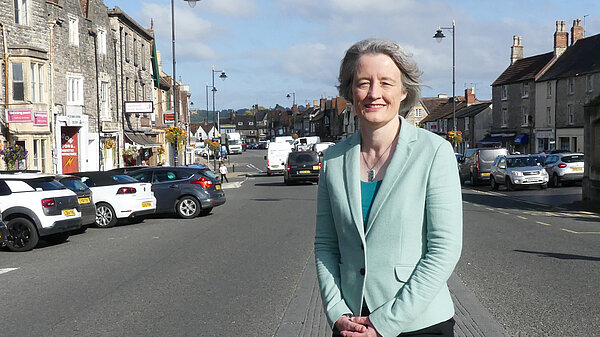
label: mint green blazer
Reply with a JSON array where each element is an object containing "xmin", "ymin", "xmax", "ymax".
[{"xmin": 315, "ymin": 118, "xmax": 463, "ymax": 337}]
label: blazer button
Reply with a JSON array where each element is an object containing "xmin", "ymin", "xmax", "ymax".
[{"xmin": 360, "ymin": 268, "xmax": 365, "ymax": 276}]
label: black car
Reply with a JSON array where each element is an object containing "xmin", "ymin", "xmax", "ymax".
[
  {"xmin": 107, "ymin": 166, "xmax": 148, "ymax": 175},
  {"xmin": 284, "ymin": 151, "xmax": 321, "ymax": 185},
  {"xmin": 56, "ymin": 175, "xmax": 96, "ymax": 233},
  {"xmin": 129, "ymin": 166, "xmax": 225, "ymax": 218}
]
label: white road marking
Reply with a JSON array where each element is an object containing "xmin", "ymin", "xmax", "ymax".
[
  {"xmin": 536, "ymin": 221, "xmax": 552, "ymax": 226},
  {"xmin": 517, "ymin": 215, "xmax": 528, "ymax": 220},
  {"xmin": 0, "ymin": 268, "xmax": 19, "ymax": 275}
]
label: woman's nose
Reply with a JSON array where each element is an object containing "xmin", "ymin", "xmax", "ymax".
[{"xmin": 367, "ymin": 83, "xmax": 381, "ymax": 98}]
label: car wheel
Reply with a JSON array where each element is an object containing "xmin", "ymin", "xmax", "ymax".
[
  {"xmin": 552, "ymin": 174, "xmax": 561, "ymax": 187},
  {"xmin": 96, "ymin": 203, "xmax": 117, "ymax": 228},
  {"xmin": 176, "ymin": 196, "xmax": 201, "ymax": 219},
  {"xmin": 200, "ymin": 207, "xmax": 213, "ymax": 216},
  {"xmin": 45, "ymin": 232, "xmax": 70, "ymax": 245},
  {"xmin": 490, "ymin": 177, "xmax": 499, "ymax": 190},
  {"xmin": 540, "ymin": 183, "xmax": 548, "ymax": 189},
  {"xmin": 267, "ymin": 171, "xmax": 272, "ymax": 176},
  {"xmin": 6, "ymin": 217, "xmax": 39, "ymax": 252},
  {"xmin": 506, "ymin": 177, "xmax": 514, "ymax": 191}
]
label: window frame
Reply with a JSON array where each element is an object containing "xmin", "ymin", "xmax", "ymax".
[
  {"xmin": 67, "ymin": 75, "xmax": 84, "ymax": 106},
  {"xmin": 587, "ymin": 74, "xmax": 594, "ymax": 92},
  {"xmin": 521, "ymin": 106, "xmax": 529, "ymax": 126},
  {"xmin": 100, "ymin": 81, "xmax": 110, "ymax": 120},
  {"xmin": 97, "ymin": 27, "xmax": 107, "ymax": 55},
  {"xmin": 14, "ymin": 0, "xmax": 29, "ymax": 25},
  {"xmin": 501, "ymin": 85, "xmax": 508, "ymax": 100},
  {"xmin": 69, "ymin": 16, "xmax": 79, "ymax": 46},
  {"xmin": 522, "ymin": 82, "xmax": 529, "ymax": 98},
  {"xmin": 11, "ymin": 62, "xmax": 25, "ymax": 102},
  {"xmin": 501, "ymin": 107, "xmax": 508, "ymax": 127},
  {"xmin": 568, "ymin": 77, "xmax": 575, "ymax": 94},
  {"xmin": 547, "ymin": 82, "xmax": 552, "ymax": 97},
  {"xmin": 567, "ymin": 104, "xmax": 574, "ymax": 125}
]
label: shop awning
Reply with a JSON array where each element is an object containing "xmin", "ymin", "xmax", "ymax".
[
  {"xmin": 476, "ymin": 136, "xmax": 503, "ymax": 146},
  {"xmin": 124, "ymin": 131, "xmax": 161, "ymax": 149},
  {"xmin": 514, "ymin": 133, "xmax": 529, "ymax": 145}
]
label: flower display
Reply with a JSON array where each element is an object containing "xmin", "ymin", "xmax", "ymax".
[
  {"xmin": 446, "ymin": 130, "xmax": 463, "ymax": 146},
  {"xmin": 104, "ymin": 138, "xmax": 115, "ymax": 149},
  {"xmin": 157, "ymin": 145, "xmax": 165, "ymax": 155},
  {"xmin": 165, "ymin": 126, "xmax": 187, "ymax": 148},
  {"xmin": 1, "ymin": 144, "xmax": 28, "ymax": 170}
]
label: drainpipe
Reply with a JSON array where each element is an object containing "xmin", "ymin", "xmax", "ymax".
[
  {"xmin": 119, "ymin": 26, "xmax": 125, "ymax": 164},
  {"xmin": 113, "ymin": 35, "xmax": 120, "ymax": 167},
  {"xmin": 0, "ymin": 21, "xmax": 10, "ymax": 145},
  {"xmin": 89, "ymin": 28, "xmax": 102, "ymax": 170},
  {"xmin": 48, "ymin": 18, "xmax": 58, "ymax": 173}
]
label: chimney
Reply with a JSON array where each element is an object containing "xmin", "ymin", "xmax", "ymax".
[
  {"xmin": 554, "ymin": 20, "xmax": 568, "ymax": 57},
  {"xmin": 571, "ymin": 18, "xmax": 583, "ymax": 45},
  {"xmin": 465, "ymin": 87, "xmax": 476, "ymax": 105},
  {"xmin": 510, "ymin": 35, "xmax": 523, "ymax": 65}
]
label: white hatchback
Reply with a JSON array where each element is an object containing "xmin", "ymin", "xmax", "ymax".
[{"xmin": 72, "ymin": 171, "xmax": 156, "ymax": 228}]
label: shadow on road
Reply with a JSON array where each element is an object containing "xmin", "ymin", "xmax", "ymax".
[{"xmin": 514, "ymin": 249, "xmax": 600, "ymax": 262}]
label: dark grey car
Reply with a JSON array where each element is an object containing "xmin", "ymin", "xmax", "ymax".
[
  {"xmin": 56, "ymin": 175, "xmax": 96, "ymax": 233},
  {"xmin": 129, "ymin": 166, "xmax": 225, "ymax": 218},
  {"xmin": 459, "ymin": 148, "xmax": 508, "ymax": 186}
]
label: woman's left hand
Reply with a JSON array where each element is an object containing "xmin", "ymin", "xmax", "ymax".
[{"xmin": 341, "ymin": 317, "xmax": 382, "ymax": 337}]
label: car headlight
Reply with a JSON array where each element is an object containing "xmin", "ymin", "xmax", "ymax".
[
  {"xmin": 512, "ymin": 171, "xmax": 523, "ymax": 176},
  {"xmin": 540, "ymin": 170, "xmax": 548, "ymax": 176}
]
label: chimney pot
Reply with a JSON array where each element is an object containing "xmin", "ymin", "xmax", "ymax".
[
  {"xmin": 571, "ymin": 17, "xmax": 584, "ymax": 45},
  {"xmin": 554, "ymin": 20, "xmax": 568, "ymax": 57},
  {"xmin": 510, "ymin": 35, "xmax": 524, "ymax": 65}
]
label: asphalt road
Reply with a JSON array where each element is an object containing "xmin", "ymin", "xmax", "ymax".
[{"xmin": 2, "ymin": 150, "xmax": 598, "ymax": 337}]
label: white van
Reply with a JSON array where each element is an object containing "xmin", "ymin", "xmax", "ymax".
[
  {"xmin": 265, "ymin": 142, "xmax": 292, "ymax": 175},
  {"xmin": 293, "ymin": 136, "xmax": 321, "ymax": 151}
]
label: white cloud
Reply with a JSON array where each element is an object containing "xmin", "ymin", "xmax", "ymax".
[{"xmin": 204, "ymin": 0, "xmax": 258, "ymax": 17}]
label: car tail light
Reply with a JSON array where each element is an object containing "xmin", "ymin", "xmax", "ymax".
[
  {"xmin": 318, "ymin": 162, "xmax": 322, "ymax": 170},
  {"xmin": 558, "ymin": 163, "xmax": 567, "ymax": 168},
  {"xmin": 287, "ymin": 164, "xmax": 290, "ymax": 171},
  {"xmin": 191, "ymin": 177, "xmax": 213, "ymax": 189},
  {"xmin": 267, "ymin": 159, "xmax": 270, "ymax": 167},
  {"xmin": 117, "ymin": 187, "xmax": 137, "ymax": 194},
  {"xmin": 475, "ymin": 153, "xmax": 480, "ymax": 171},
  {"xmin": 151, "ymin": 185, "xmax": 154, "ymax": 192},
  {"xmin": 41, "ymin": 198, "xmax": 56, "ymax": 208}
]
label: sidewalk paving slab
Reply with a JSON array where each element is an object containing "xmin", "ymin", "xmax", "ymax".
[{"xmin": 274, "ymin": 252, "xmax": 507, "ymax": 337}]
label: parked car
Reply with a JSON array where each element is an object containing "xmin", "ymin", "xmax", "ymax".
[
  {"xmin": 459, "ymin": 148, "xmax": 509, "ymax": 186},
  {"xmin": 490, "ymin": 155, "xmax": 549, "ymax": 190},
  {"xmin": 71, "ymin": 171, "xmax": 156, "ymax": 228},
  {"xmin": 0, "ymin": 173, "xmax": 82, "ymax": 252},
  {"xmin": 545, "ymin": 149, "xmax": 571, "ymax": 155},
  {"xmin": 284, "ymin": 151, "xmax": 321, "ymax": 185},
  {"xmin": 128, "ymin": 166, "xmax": 225, "ymax": 218},
  {"xmin": 543, "ymin": 153, "xmax": 584, "ymax": 187},
  {"xmin": 55, "ymin": 174, "xmax": 96, "ymax": 233},
  {"xmin": 107, "ymin": 166, "xmax": 148, "ymax": 175}
]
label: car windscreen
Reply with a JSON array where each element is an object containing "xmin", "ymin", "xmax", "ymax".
[
  {"xmin": 480, "ymin": 150, "xmax": 506, "ymax": 161},
  {"xmin": 111, "ymin": 174, "xmax": 138, "ymax": 183},
  {"xmin": 26, "ymin": 178, "xmax": 66, "ymax": 191},
  {"xmin": 289, "ymin": 153, "xmax": 318, "ymax": 164},
  {"xmin": 507, "ymin": 157, "xmax": 539, "ymax": 168},
  {"xmin": 60, "ymin": 178, "xmax": 89, "ymax": 192},
  {"xmin": 562, "ymin": 155, "xmax": 584, "ymax": 163}
]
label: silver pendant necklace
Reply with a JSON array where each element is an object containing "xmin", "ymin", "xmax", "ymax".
[{"xmin": 361, "ymin": 134, "xmax": 397, "ymax": 182}]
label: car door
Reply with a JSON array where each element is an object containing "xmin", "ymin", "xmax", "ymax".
[
  {"xmin": 151, "ymin": 170, "xmax": 184, "ymax": 213},
  {"xmin": 543, "ymin": 155, "xmax": 556, "ymax": 175},
  {"xmin": 497, "ymin": 157, "xmax": 507, "ymax": 184}
]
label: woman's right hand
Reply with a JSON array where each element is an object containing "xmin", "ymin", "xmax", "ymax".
[{"xmin": 335, "ymin": 315, "xmax": 367, "ymax": 336}]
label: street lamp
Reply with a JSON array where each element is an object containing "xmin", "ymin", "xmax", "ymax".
[
  {"xmin": 287, "ymin": 92, "xmax": 295, "ymax": 134},
  {"xmin": 171, "ymin": 0, "xmax": 201, "ymax": 166},
  {"xmin": 211, "ymin": 65, "xmax": 227, "ymax": 137},
  {"xmin": 433, "ymin": 20, "xmax": 456, "ymax": 132}
]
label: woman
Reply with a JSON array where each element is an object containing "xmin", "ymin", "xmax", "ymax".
[{"xmin": 315, "ymin": 39, "xmax": 462, "ymax": 337}]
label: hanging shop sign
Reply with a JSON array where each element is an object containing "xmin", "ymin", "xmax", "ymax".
[
  {"xmin": 163, "ymin": 112, "xmax": 174, "ymax": 124},
  {"xmin": 6, "ymin": 109, "xmax": 32, "ymax": 122},
  {"xmin": 33, "ymin": 110, "xmax": 49, "ymax": 126},
  {"xmin": 125, "ymin": 101, "xmax": 153, "ymax": 114}
]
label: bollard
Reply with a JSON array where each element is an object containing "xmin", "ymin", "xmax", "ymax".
[{"xmin": 232, "ymin": 164, "xmax": 235, "ymax": 172}]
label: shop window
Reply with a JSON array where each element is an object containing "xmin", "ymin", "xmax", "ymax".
[{"xmin": 33, "ymin": 140, "xmax": 39, "ymax": 170}]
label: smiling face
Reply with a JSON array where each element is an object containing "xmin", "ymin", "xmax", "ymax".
[{"xmin": 352, "ymin": 53, "xmax": 407, "ymax": 127}]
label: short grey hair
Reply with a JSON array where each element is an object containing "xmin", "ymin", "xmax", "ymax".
[{"xmin": 337, "ymin": 38, "xmax": 422, "ymax": 115}]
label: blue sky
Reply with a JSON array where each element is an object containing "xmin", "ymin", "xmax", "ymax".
[{"xmin": 103, "ymin": 0, "xmax": 600, "ymax": 111}]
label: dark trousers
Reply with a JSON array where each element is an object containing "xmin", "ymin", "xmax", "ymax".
[
  {"xmin": 332, "ymin": 308, "xmax": 455, "ymax": 337},
  {"xmin": 220, "ymin": 174, "xmax": 228, "ymax": 183}
]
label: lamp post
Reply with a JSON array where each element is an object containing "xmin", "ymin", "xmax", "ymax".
[
  {"xmin": 211, "ymin": 66, "xmax": 227, "ymax": 138},
  {"xmin": 205, "ymin": 83, "xmax": 211, "ymax": 125},
  {"xmin": 171, "ymin": 0, "xmax": 200, "ymax": 166},
  {"xmin": 433, "ymin": 20, "xmax": 456, "ymax": 132},
  {"xmin": 287, "ymin": 92, "xmax": 295, "ymax": 134}
]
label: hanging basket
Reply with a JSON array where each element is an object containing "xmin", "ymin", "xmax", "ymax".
[{"xmin": 165, "ymin": 126, "xmax": 187, "ymax": 147}]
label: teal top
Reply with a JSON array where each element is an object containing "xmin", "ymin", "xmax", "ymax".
[{"xmin": 361, "ymin": 180, "xmax": 383, "ymax": 228}]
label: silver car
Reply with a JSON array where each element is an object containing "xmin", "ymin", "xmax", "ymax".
[
  {"xmin": 543, "ymin": 153, "xmax": 584, "ymax": 187},
  {"xmin": 490, "ymin": 155, "xmax": 549, "ymax": 190}
]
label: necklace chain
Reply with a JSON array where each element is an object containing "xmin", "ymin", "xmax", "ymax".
[{"xmin": 361, "ymin": 132, "xmax": 398, "ymax": 182}]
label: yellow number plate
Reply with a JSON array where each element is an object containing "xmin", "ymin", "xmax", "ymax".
[
  {"xmin": 62, "ymin": 209, "xmax": 76, "ymax": 216},
  {"xmin": 142, "ymin": 202, "xmax": 152, "ymax": 208},
  {"xmin": 312, "ymin": 166, "xmax": 320, "ymax": 170},
  {"xmin": 299, "ymin": 170, "xmax": 310, "ymax": 174},
  {"xmin": 78, "ymin": 197, "xmax": 90, "ymax": 204},
  {"xmin": 572, "ymin": 167, "xmax": 583, "ymax": 171},
  {"xmin": 215, "ymin": 185, "xmax": 221, "ymax": 190},
  {"xmin": 480, "ymin": 172, "xmax": 490, "ymax": 177}
]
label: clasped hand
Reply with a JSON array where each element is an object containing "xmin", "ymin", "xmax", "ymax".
[{"xmin": 335, "ymin": 315, "xmax": 382, "ymax": 337}]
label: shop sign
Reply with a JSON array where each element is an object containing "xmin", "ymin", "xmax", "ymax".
[
  {"xmin": 125, "ymin": 101, "xmax": 153, "ymax": 114},
  {"xmin": 6, "ymin": 109, "xmax": 32, "ymax": 122},
  {"xmin": 62, "ymin": 127, "xmax": 79, "ymax": 174},
  {"xmin": 163, "ymin": 113, "xmax": 174, "ymax": 123},
  {"xmin": 33, "ymin": 111, "xmax": 49, "ymax": 126}
]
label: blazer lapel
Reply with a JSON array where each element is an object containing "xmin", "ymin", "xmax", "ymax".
[
  {"xmin": 365, "ymin": 117, "xmax": 418, "ymax": 235},
  {"xmin": 344, "ymin": 132, "xmax": 364, "ymax": 237}
]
